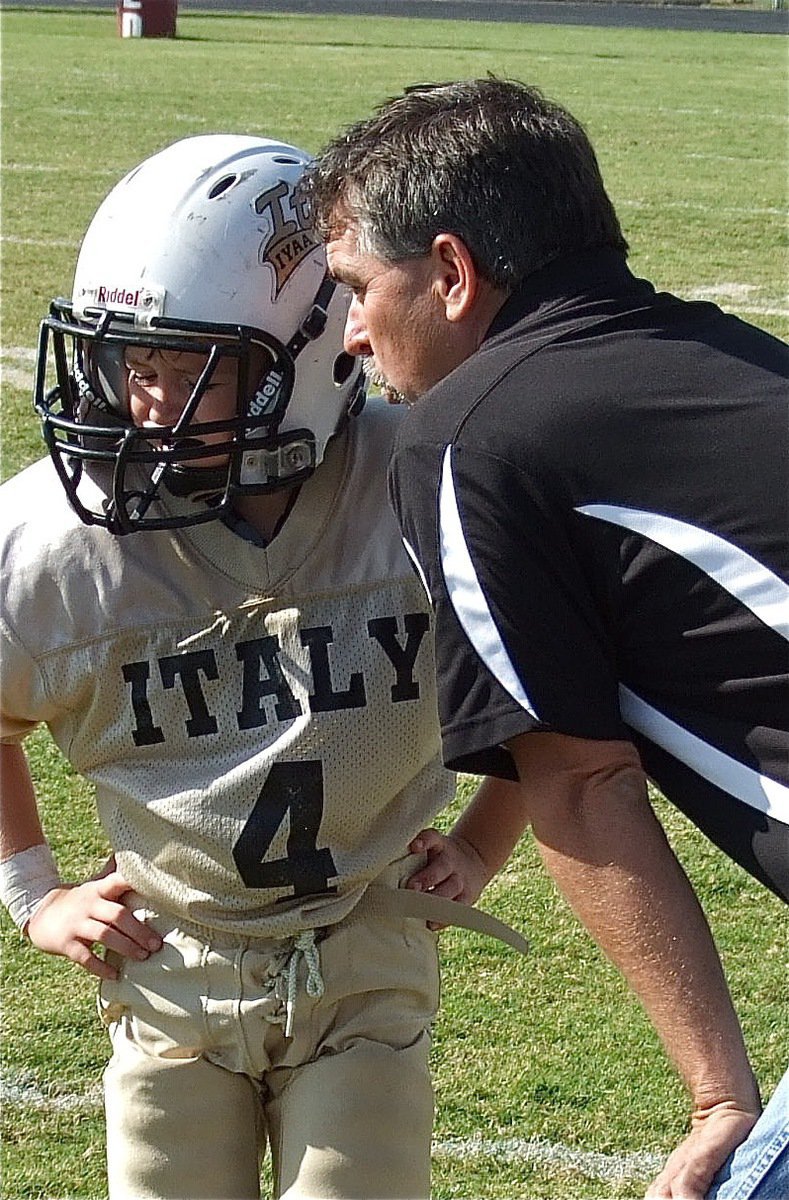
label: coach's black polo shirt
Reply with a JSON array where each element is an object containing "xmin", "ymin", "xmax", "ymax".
[{"xmin": 389, "ymin": 249, "xmax": 789, "ymax": 900}]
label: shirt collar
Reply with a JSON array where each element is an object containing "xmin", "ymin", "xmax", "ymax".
[{"xmin": 484, "ymin": 250, "xmax": 647, "ymax": 342}]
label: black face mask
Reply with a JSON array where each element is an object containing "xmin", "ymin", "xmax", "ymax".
[{"xmin": 34, "ymin": 293, "xmax": 356, "ymax": 535}]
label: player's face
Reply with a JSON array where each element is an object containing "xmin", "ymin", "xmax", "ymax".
[
  {"xmin": 125, "ymin": 347, "xmax": 239, "ymax": 465},
  {"xmin": 326, "ymin": 224, "xmax": 456, "ymax": 406}
]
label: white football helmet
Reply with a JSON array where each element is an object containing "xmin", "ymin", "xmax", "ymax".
[{"xmin": 35, "ymin": 134, "xmax": 364, "ymax": 533}]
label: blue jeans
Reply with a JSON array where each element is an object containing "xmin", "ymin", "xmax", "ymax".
[{"xmin": 706, "ymin": 1069, "xmax": 789, "ymax": 1200}]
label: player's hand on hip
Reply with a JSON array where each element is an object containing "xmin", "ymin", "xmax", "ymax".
[
  {"xmin": 407, "ymin": 827, "xmax": 490, "ymax": 913},
  {"xmin": 25, "ymin": 870, "xmax": 163, "ymax": 980},
  {"xmin": 645, "ymin": 1100, "xmax": 760, "ymax": 1199}
]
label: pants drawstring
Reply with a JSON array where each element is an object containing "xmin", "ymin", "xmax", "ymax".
[{"xmin": 261, "ymin": 928, "xmax": 324, "ymax": 1039}]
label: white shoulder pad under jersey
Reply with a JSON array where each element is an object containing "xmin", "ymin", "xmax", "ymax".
[{"xmin": 1, "ymin": 401, "xmax": 456, "ymax": 937}]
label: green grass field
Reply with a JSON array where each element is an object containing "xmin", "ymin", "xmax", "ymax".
[{"xmin": 1, "ymin": 8, "xmax": 787, "ymax": 1198}]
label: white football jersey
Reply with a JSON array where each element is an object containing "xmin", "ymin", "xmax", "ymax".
[{"xmin": 0, "ymin": 400, "xmax": 455, "ymax": 938}]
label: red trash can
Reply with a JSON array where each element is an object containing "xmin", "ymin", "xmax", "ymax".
[{"xmin": 117, "ymin": 0, "xmax": 177, "ymax": 37}]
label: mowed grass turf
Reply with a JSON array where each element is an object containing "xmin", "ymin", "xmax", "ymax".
[{"xmin": 1, "ymin": 8, "xmax": 787, "ymax": 1198}]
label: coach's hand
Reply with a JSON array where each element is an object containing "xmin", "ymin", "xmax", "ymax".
[
  {"xmin": 25, "ymin": 870, "xmax": 163, "ymax": 980},
  {"xmin": 645, "ymin": 1100, "xmax": 760, "ymax": 1199}
]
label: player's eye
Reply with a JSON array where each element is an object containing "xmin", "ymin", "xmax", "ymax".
[{"xmin": 127, "ymin": 369, "xmax": 158, "ymax": 386}]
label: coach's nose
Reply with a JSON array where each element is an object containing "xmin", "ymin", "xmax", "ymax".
[{"xmin": 343, "ymin": 296, "xmax": 372, "ymax": 358}]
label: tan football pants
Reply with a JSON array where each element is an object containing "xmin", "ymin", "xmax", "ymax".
[{"xmin": 98, "ymin": 866, "xmax": 439, "ymax": 1200}]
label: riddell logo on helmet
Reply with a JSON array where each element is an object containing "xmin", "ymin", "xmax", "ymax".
[
  {"xmin": 96, "ymin": 285, "xmax": 144, "ymax": 308},
  {"xmin": 248, "ymin": 367, "xmax": 285, "ymax": 417},
  {"xmin": 254, "ymin": 181, "xmax": 317, "ymax": 297}
]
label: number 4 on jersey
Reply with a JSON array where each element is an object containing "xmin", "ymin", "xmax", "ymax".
[{"xmin": 233, "ymin": 760, "xmax": 338, "ymax": 898}]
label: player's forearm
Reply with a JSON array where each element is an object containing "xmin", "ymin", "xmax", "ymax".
[
  {"xmin": 507, "ymin": 732, "xmax": 760, "ymax": 1114},
  {"xmin": 0, "ymin": 741, "xmax": 46, "ymax": 858},
  {"xmin": 0, "ymin": 741, "xmax": 65, "ymax": 932},
  {"xmin": 449, "ymin": 774, "xmax": 532, "ymax": 882},
  {"xmin": 0, "ymin": 743, "xmax": 156, "ymax": 972}
]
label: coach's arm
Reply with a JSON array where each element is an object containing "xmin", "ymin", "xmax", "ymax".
[{"xmin": 505, "ymin": 731, "xmax": 761, "ymax": 1200}]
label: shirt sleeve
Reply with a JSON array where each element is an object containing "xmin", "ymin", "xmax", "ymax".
[
  {"xmin": 0, "ymin": 616, "xmax": 46, "ymax": 743},
  {"xmin": 388, "ymin": 437, "xmax": 628, "ymax": 777}
]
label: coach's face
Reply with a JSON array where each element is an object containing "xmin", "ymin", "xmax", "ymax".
[{"xmin": 326, "ymin": 221, "xmax": 497, "ymax": 405}]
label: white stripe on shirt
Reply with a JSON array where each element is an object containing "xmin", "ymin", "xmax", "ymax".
[
  {"xmin": 437, "ymin": 462, "xmax": 786, "ymax": 820},
  {"xmin": 438, "ymin": 446, "xmax": 538, "ymax": 717},
  {"xmin": 576, "ymin": 504, "xmax": 789, "ymax": 639},
  {"xmin": 621, "ymin": 685, "xmax": 789, "ymax": 825}
]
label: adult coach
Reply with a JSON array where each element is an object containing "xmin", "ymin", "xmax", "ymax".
[
  {"xmin": 309, "ymin": 78, "xmax": 789, "ymax": 1199},
  {"xmin": 0, "ymin": 133, "xmax": 522, "ymax": 1199}
]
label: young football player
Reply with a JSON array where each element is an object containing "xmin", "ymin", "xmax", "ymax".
[{"xmin": 0, "ymin": 134, "xmax": 523, "ymax": 1200}]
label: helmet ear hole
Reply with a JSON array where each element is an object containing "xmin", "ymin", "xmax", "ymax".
[
  {"xmin": 207, "ymin": 174, "xmax": 238, "ymax": 199},
  {"xmin": 332, "ymin": 352, "xmax": 356, "ymax": 387}
]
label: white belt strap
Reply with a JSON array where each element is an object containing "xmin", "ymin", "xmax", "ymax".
[{"xmin": 358, "ymin": 886, "xmax": 530, "ymax": 956}]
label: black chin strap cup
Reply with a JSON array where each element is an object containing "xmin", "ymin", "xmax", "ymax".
[{"xmin": 287, "ymin": 274, "xmax": 337, "ymax": 361}]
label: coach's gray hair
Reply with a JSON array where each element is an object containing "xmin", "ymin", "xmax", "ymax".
[{"xmin": 308, "ymin": 76, "xmax": 628, "ymax": 290}]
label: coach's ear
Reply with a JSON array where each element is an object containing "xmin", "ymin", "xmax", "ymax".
[
  {"xmin": 430, "ymin": 233, "xmax": 480, "ymax": 322},
  {"xmin": 430, "ymin": 233, "xmax": 508, "ymax": 339}
]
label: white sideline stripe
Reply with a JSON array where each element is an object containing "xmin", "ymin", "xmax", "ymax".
[
  {"xmin": 1, "ymin": 1070, "xmax": 664, "ymax": 1182},
  {"xmin": 2, "ymin": 1068, "xmax": 103, "ymax": 1112},
  {"xmin": 725, "ymin": 305, "xmax": 789, "ymax": 318},
  {"xmin": 610, "ymin": 105, "xmax": 788, "ymax": 124},
  {"xmin": 687, "ymin": 153, "xmax": 776, "ymax": 164},
  {"xmin": 2, "ymin": 162, "xmax": 119, "ymax": 174},
  {"xmin": 439, "ymin": 446, "xmax": 537, "ymax": 718},
  {"xmin": 684, "ymin": 283, "xmax": 788, "ymax": 318},
  {"xmin": 434, "ymin": 1137, "xmax": 665, "ymax": 1182},
  {"xmin": 3, "ymin": 163, "xmax": 69, "ymax": 172},
  {"xmin": 618, "ymin": 198, "xmax": 786, "ymax": 217},
  {"xmin": 1, "ymin": 346, "xmax": 37, "ymax": 391},
  {"xmin": 0, "ymin": 365, "xmax": 35, "ymax": 390},
  {"xmin": 1, "ymin": 234, "xmax": 78, "ymax": 248}
]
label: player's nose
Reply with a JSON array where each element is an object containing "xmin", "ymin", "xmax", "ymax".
[{"xmin": 144, "ymin": 383, "xmax": 189, "ymax": 425}]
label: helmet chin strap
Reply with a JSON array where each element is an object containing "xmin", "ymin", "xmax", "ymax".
[
  {"xmin": 161, "ymin": 460, "xmax": 229, "ymax": 498},
  {"xmin": 285, "ymin": 273, "xmax": 337, "ymax": 360},
  {"xmin": 230, "ymin": 272, "xmax": 342, "ymax": 494},
  {"xmin": 289, "ymin": 273, "xmax": 365, "ymax": 419}
]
